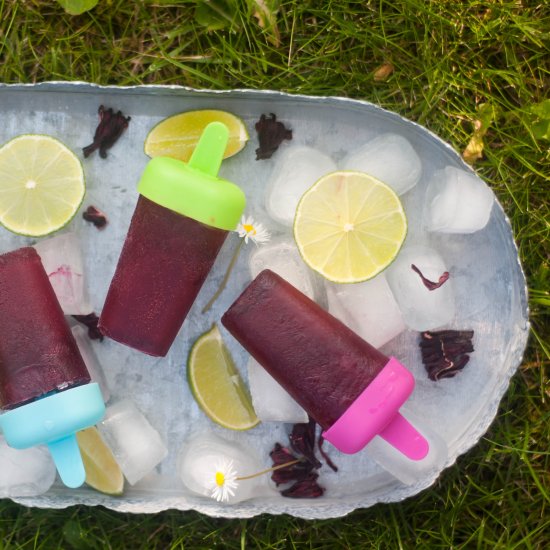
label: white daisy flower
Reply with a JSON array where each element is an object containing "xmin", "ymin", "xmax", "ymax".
[
  {"xmin": 208, "ymin": 458, "xmax": 239, "ymax": 502},
  {"xmin": 237, "ymin": 215, "xmax": 270, "ymax": 245}
]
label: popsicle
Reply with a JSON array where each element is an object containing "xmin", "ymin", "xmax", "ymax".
[
  {"xmin": 221, "ymin": 269, "xmax": 428, "ymax": 459},
  {"xmin": 99, "ymin": 122, "xmax": 246, "ymax": 356},
  {"xmin": 0, "ymin": 247, "xmax": 105, "ymax": 488}
]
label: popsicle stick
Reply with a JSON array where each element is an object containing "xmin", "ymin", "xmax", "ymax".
[
  {"xmin": 378, "ymin": 412, "xmax": 429, "ymax": 461},
  {"xmin": 47, "ymin": 435, "xmax": 86, "ymax": 488}
]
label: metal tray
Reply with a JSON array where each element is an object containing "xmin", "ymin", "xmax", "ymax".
[{"xmin": 0, "ymin": 82, "xmax": 528, "ymax": 519}]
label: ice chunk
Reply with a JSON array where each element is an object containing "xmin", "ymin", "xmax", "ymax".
[
  {"xmin": 423, "ymin": 166, "xmax": 494, "ymax": 233},
  {"xmin": 386, "ymin": 245, "xmax": 455, "ymax": 331},
  {"xmin": 340, "ymin": 134, "xmax": 422, "ymax": 195},
  {"xmin": 325, "ymin": 273, "xmax": 406, "ymax": 349},
  {"xmin": 34, "ymin": 232, "xmax": 92, "ymax": 315},
  {"xmin": 98, "ymin": 400, "xmax": 168, "ymax": 485},
  {"xmin": 365, "ymin": 414, "xmax": 448, "ymax": 485},
  {"xmin": 248, "ymin": 357, "xmax": 308, "ymax": 423},
  {"xmin": 0, "ymin": 437, "xmax": 56, "ymax": 497},
  {"xmin": 178, "ymin": 432, "xmax": 274, "ymax": 503},
  {"xmin": 71, "ymin": 325, "xmax": 111, "ymax": 402},
  {"xmin": 249, "ymin": 238, "xmax": 315, "ymax": 299},
  {"xmin": 265, "ymin": 146, "xmax": 336, "ymax": 226}
]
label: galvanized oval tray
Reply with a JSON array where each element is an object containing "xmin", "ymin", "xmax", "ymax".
[{"xmin": 0, "ymin": 82, "xmax": 528, "ymax": 519}]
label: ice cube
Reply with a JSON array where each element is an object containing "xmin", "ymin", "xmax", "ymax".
[
  {"xmin": 249, "ymin": 238, "xmax": 315, "ymax": 299},
  {"xmin": 34, "ymin": 232, "xmax": 92, "ymax": 315},
  {"xmin": 365, "ymin": 414, "xmax": 448, "ymax": 486},
  {"xmin": 386, "ymin": 245, "xmax": 455, "ymax": 331},
  {"xmin": 325, "ymin": 273, "xmax": 406, "ymax": 349},
  {"xmin": 248, "ymin": 357, "xmax": 308, "ymax": 423},
  {"xmin": 178, "ymin": 432, "xmax": 274, "ymax": 503},
  {"xmin": 265, "ymin": 146, "xmax": 337, "ymax": 226},
  {"xmin": 340, "ymin": 134, "xmax": 422, "ymax": 195},
  {"xmin": 98, "ymin": 400, "xmax": 168, "ymax": 485},
  {"xmin": 0, "ymin": 437, "xmax": 56, "ymax": 497},
  {"xmin": 423, "ymin": 166, "xmax": 495, "ymax": 233},
  {"xmin": 71, "ymin": 325, "xmax": 111, "ymax": 402}
]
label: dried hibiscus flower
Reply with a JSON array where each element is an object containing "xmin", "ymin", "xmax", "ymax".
[
  {"xmin": 289, "ymin": 418, "xmax": 322, "ymax": 469},
  {"xmin": 72, "ymin": 313, "xmax": 104, "ymax": 342},
  {"xmin": 82, "ymin": 206, "xmax": 108, "ymax": 229},
  {"xmin": 255, "ymin": 113, "xmax": 292, "ymax": 160},
  {"xmin": 318, "ymin": 436, "xmax": 338, "ymax": 472},
  {"xmin": 270, "ymin": 444, "xmax": 314, "ymax": 486},
  {"xmin": 420, "ymin": 330, "xmax": 474, "ymax": 381},
  {"xmin": 269, "ymin": 417, "xmax": 336, "ymax": 499},
  {"xmin": 281, "ymin": 472, "xmax": 325, "ymax": 499},
  {"xmin": 83, "ymin": 105, "xmax": 130, "ymax": 159},
  {"xmin": 411, "ymin": 264, "xmax": 450, "ymax": 290}
]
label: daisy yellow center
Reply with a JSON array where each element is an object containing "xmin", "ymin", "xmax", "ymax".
[
  {"xmin": 243, "ymin": 224, "xmax": 256, "ymax": 235},
  {"xmin": 215, "ymin": 471, "xmax": 225, "ymax": 487}
]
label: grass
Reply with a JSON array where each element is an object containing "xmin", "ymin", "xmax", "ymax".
[{"xmin": 0, "ymin": 0, "xmax": 548, "ymax": 547}]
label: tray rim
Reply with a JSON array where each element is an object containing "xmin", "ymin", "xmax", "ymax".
[{"xmin": 0, "ymin": 81, "xmax": 530, "ymax": 519}]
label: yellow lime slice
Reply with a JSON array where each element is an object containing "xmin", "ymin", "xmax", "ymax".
[
  {"xmin": 76, "ymin": 427, "xmax": 124, "ymax": 496},
  {"xmin": 187, "ymin": 324, "xmax": 259, "ymax": 431},
  {"xmin": 293, "ymin": 170, "xmax": 407, "ymax": 283},
  {"xmin": 0, "ymin": 134, "xmax": 85, "ymax": 237},
  {"xmin": 144, "ymin": 110, "xmax": 249, "ymax": 162}
]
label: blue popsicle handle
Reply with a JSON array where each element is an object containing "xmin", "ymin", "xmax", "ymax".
[{"xmin": 47, "ymin": 435, "xmax": 86, "ymax": 488}]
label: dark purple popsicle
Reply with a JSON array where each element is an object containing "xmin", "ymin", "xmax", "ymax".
[
  {"xmin": 0, "ymin": 247, "xmax": 90, "ymax": 410},
  {"xmin": 99, "ymin": 195, "xmax": 228, "ymax": 357},
  {"xmin": 221, "ymin": 269, "xmax": 389, "ymax": 429}
]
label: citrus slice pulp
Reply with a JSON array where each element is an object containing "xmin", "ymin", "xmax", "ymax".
[
  {"xmin": 76, "ymin": 427, "xmax": 124, "ymax": 495},
  {"xmin": 293, "ymin": 170, "xmax": 407, "ymax": 283},
  {"xmin": 0, "ymin": 134, "xmax": 85, "ymax": 237},
  {"xmin": 144, "ymin": 110, "xmax": 249, "ymax": 162},
  {"xmin": 187, "ymin": 324, "xmax": 259, "ymax": 431}
]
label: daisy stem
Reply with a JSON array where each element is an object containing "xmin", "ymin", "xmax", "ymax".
[
  {"xmin": 202, "ymin": 238, "xmax": 245, "ymax": 314},
  {"xmin": 236, "ymin": 459, "xmax": 302, "ymax": 481}
]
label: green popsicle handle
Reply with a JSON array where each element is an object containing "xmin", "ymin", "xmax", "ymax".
[
  {"xmin": 188, "ymin": 121, "xmax": 228, "ymax": 176},
  {"xmin": 138, "ymin": 122, "xmax": 246, "ymax": 231}
]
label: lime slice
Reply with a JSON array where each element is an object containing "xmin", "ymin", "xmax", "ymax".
[
  {"xmin": 144, "ymin": 110, "xmax": 249, "ymax": 162},
  {"xmin": 76, "ymin": 427, "xmax": 124, "ymax": 496},
  {"xmin": 187, "ymin": 324, "xmax": 259, "ymax": 431},
  {"xmin": 0, "ymin": 134, "xmax": 85, "ymax": 237},
  {"xmin": 293, "ymin": 170, "xmax": 407, "ymax": 283}
]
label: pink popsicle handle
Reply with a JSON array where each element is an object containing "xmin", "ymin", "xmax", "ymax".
[
  {"xmin": 378, "ymin": 412, "xmax": 429, "ymax": 460},
  {"xmin": 322, "ymin": 357, "xmax": 430, "ymax": 458}
]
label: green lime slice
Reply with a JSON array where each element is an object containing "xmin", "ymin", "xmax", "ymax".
[
  {"xmin": 0, "ymin": 134, "xmax": 85, "ymax": 237},
  {"xmin": 294, "ymin": 170, "xmax": 407, "ymax": 283},
  {"xmin": 76, "ymin": 427, "xmax": 124, "ymax": 496},
  {"xmin": 187, "ymin": 324, "xmax": 259, "ymax": 431},
  {"xmin": 144, "ymin": 110, "xmax": 249, "ymax": 162}
]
